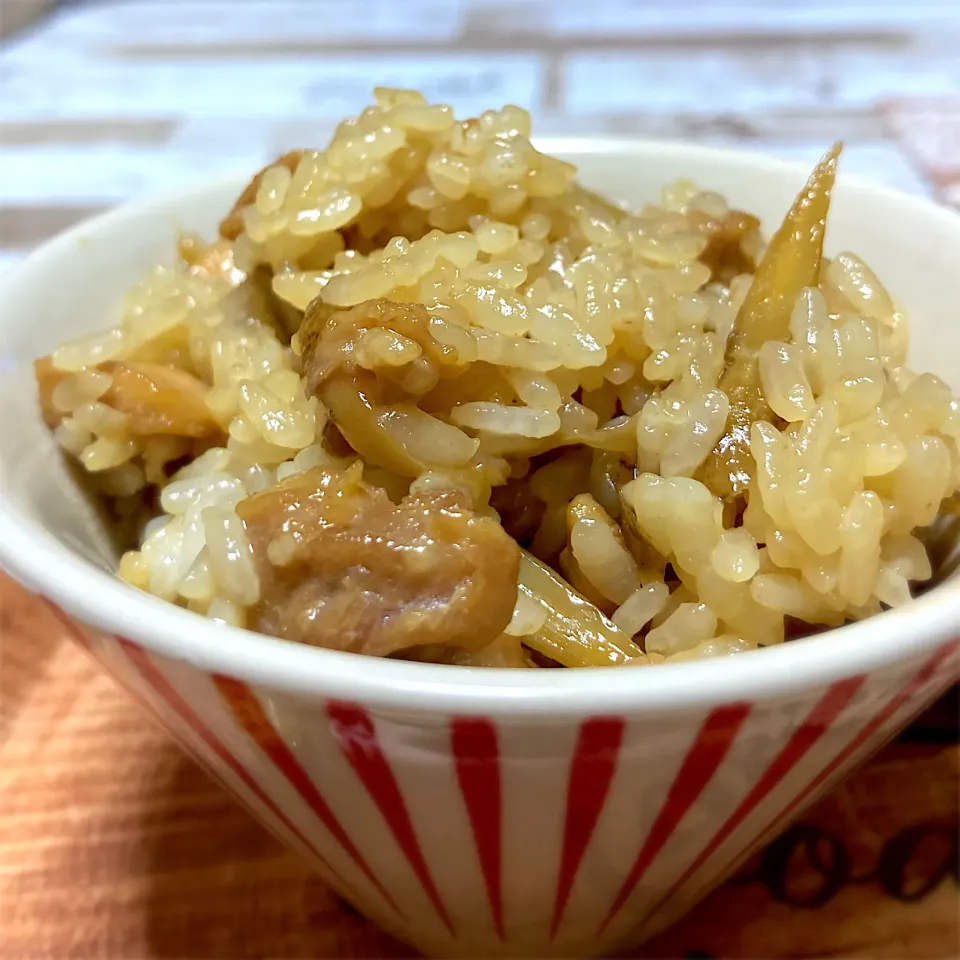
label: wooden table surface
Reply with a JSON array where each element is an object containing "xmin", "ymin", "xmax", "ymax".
[{"xmin": 1, "ymin": 2, "xmax": 959, "ymax": 956}]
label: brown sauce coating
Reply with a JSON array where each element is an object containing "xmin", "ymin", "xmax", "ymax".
[
  {"xmin": 690, "ymin": 207, "xmax": 760, "ymax": 283},
  {"xmin": 34, "ymin": 356, "xmax": 222, "ymax": 439},
  {"xmin": 298, "ymin": 297, "xmax": 469, "ymax": 477},
  {"xmin": 237, "ymin": 464, "xmax": 520, "ymax": 657}
]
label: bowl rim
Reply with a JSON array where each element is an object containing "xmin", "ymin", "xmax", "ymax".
[{"xmin": 1, "ymin": 137, "xmax": 958, "ymax": 717}]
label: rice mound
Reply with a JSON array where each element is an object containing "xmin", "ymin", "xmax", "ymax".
[{"xmin": 37, "ymin": 88, "xmax": 960, "ymax": 667}]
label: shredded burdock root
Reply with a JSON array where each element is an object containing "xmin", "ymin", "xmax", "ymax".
[
  {"xmin": 237, "ymin": 462, "xmax": 521, "ymax": 657},
  {"xmin": 698, "ymin": 143, "xmax": 842, "ymax": 500},
  {"xmin": 514, "ymin": 552, "xmax": 647, "ymax": 666}
]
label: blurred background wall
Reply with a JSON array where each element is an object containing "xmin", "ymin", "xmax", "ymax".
[
  {"xmin": 0, "ymin": 0, "xmax": 958, "ymax": 271},
  {"xmin": 0, "ymin": 0, "xmax": 56, "ymax": 40}
]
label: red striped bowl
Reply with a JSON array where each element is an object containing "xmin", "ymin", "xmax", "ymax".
[{"xmin": 2, "ymin": 142, "xmax": 959, "ymax": 957}]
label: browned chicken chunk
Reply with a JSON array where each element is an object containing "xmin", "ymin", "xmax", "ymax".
[
  {"xmin": 34, "ymin": 356, "xmax": 222, "ymax": 439},
  {"xmin": 690, "ymin": 208, "xmax": 761, "ymax": 282},
  {"xmin": 237, "ymin": 463, "xmax": 521, "ymax": 657},
  {"xmin": 298, "ymin": 296, "xmax": 463, "ymax": 397},
  {"xmin": 298, "ymin": 297, "xmax": 471, "ymax": 477}
]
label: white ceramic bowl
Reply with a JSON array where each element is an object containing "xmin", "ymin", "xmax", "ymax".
[{"xmin": 1, "ymin": 141, "xmax": 958, "ymax": 959}]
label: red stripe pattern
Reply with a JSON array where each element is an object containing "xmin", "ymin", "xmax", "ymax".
[
  {"xmin": 746, "ymin": 644, "xmax": 958, "ymax": 857},
  {"xmin": 550, "ymin": 718, "xmax": 625, "ymax": 939},
  {"xmin": 328, "ymin": 702, "xmax": 455, "ymax": 935},
  {"xmin": 451, "ymin": 718, "xmax": 504, "ymax": 940},
  {"xmin": 599, "ymin": 702, "xmax": 752, "ymax": 933},
  {"xmin": 637, "ymin": 675, "xmax": 865, "ymax": 928},
  {"xmin": 48, "ymin": 602, "xmax": 956, "ymax": 955},
  {"xmin": 213, "ymin": 677, "xmax": 401, "ymax": 916},
  {"xmin": 115, "ymin": 640, "xmax": 352, "ymax": 895}
]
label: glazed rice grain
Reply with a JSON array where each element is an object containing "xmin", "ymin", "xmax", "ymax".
[{"xmin": 34, "ymin": 89, "xmax": 960, "ymax": 668}]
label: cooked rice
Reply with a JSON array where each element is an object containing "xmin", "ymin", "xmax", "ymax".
[{"xmin": 37, "ymin": 88, "xmax": 960, "ymax": 667}]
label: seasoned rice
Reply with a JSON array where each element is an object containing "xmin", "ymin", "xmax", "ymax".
[{"xmin": 35, "ymin": 88, "xmax": 960, "ymax": 668}]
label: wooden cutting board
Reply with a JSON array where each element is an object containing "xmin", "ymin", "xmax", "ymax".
[{"xmin": 1, "ymin": 572, "xmax": 957, "ymax": 959}]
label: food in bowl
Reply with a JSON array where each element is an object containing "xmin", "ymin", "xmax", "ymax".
[{"xmin": 34, "ymin": 89, "xmax": 960, "ymax": 669}]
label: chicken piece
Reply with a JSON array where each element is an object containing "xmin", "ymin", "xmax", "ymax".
[
  {"xmin": 298, "ymin": 296, "xmax": 462, "ymax": 395},
  {"xmin": 100, "ymin": 361, "xmax": 222, "ymax": 437},
  {"xmin": 219, "ymin": 150, "xmax": 303, "ymax": 241},
  {"xmin": 35, "ymin": 356, "xmax": 222, "ymax": 439},
  {"xmin": 298, "ymin": 297, "xmax": 475, "ymax": 477},
  {"xmin": 690, "ymin": 208, "xmax": 761, "ymax": 282},
  {"xmin": 490, "ymin": 477, "xmax": 546, "ymax": 547},
  {"xmin": 237, "ymin": 463, "xmax": 521, "ymax": 657},
  {"xmin": 699, "ymin": 143, "xmax": 842, "ymax": 499}
]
